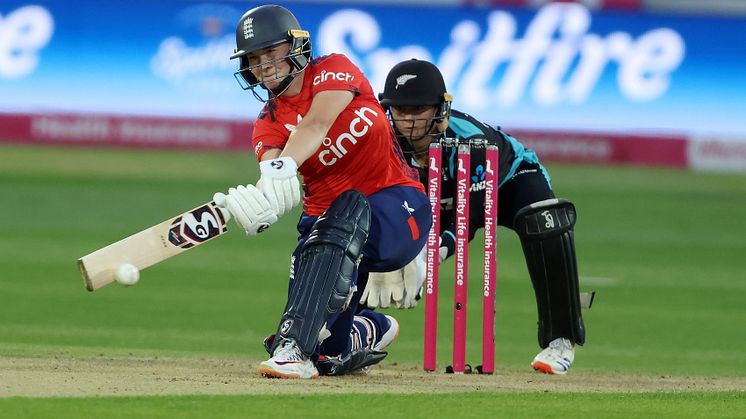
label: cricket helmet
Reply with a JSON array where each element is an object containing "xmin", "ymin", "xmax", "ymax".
[
  {"xmin": 379, "ymin": 59, "xmax": 452, "ymax": 155},
  {"xmin": 231, "ymin": 5, "xmax": 312, "ymax": 98}
]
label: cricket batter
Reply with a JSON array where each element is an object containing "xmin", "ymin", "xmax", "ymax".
[
  {"xmin": 362, "ymin": 59, "xmax": 587, "ymax": 375},
  {"xmin": 213, "ymin": 6, "xmax": 430, "ymax": 379}
]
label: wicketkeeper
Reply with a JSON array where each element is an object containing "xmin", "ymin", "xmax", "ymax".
[{"xmin": 362, "ymin": 58, "xmax": 588, "ymax": 375}]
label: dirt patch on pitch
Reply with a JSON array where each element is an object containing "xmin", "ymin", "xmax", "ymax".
[{"xmin": 1, "ymin": 355, "xmax": 744, "ymax": 398}]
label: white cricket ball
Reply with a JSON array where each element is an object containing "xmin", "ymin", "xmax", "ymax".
[{"xmin": 115, "ymin": 263, "xmax": 140, "ymax": 286}]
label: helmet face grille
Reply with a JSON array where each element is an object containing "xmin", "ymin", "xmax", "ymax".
[
  {"xmin": 380, "ymin": 59, "xmax": 452, "ymax": 158},
  {"xmin": 388, "ymin": 99, "xmax": 449, "ymax": 145},
  {"xmin": 232, "ymin": 38, "xmax": 311, "ymax": 102},
  {"xmin": 390, "ymin": 114, "xmax": 442, "ymax": 145},
  {"xmin": 233, "ymin": 38, "xmax": 311, "ymax": 88}
]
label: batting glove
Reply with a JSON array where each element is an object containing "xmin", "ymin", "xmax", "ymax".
[
  {"xmin": 213, "ymin": 184, "xmax": 278, "ymax": 236},
  {"xmin": 258, "ymin": 157, "xmax": 302, "ymax": 216}
]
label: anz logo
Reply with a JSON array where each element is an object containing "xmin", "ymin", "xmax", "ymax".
[{"xmin": 469, "ymin": 164, "xmax": 487, "ymax": 192}]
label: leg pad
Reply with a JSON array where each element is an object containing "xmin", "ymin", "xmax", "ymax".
[
  {"xmin": 272, "ymin": 190, "xmax": 371, "ymax": 356},
  {"xmin": 514, "ymin": 198, "xmax": 586, "ymax": 347}
]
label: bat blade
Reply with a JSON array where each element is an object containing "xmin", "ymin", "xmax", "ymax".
[{"xmin": 78, "ymin": 201, "xmax": 228, "ymax": 291}]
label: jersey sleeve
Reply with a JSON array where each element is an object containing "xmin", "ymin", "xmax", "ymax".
[
  {"xmin": 251, "ymin": 118, "xmax": 287, "ymax": 162},
  {"xmin": 310, "ymin": 54, "xmax": 364, "ymax": 96}
]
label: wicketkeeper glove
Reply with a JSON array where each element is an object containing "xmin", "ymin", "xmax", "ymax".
[
  {"xmin": 403, "ymin": 245, "xmax": 427, "ymax": 308},
  {"xmin": 257, "ymin": 156, "xmax": 302, "ymax": 216},
  {"xmin": 361, "ymin": 270, "xmax": 404, "ymax": 309},
  {"xmin": 362, "ymin": 246, "xmax": 428, "ymax": 309},
  {"xmin": 213, "ymin": 184, "xmax": 278, "ymax": 236}
]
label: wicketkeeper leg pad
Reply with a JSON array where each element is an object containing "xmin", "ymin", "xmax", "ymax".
[
  {"xmin": 271, "ymin": 190, "xmax": 371, "ymax": 357},
  {"xmin": 514, "ymin": 198, "xmax": 586, "ymax": 348}
]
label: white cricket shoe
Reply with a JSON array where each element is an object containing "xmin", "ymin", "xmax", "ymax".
[
  {"xmin": 531, "ymin": 337, "xmax": 575, "ymax": 375},
  {"xmin": 373, "ymin": 315, "xmax": 400, "ymax": 351},
  {"xmin": 259, "ymin": 339, "xmax": 319, "ymax": 379}
]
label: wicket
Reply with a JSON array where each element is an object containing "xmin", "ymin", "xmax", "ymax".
[{"xmin": 424, "ymin": 139, "xmax": 499, "ymax": 374}]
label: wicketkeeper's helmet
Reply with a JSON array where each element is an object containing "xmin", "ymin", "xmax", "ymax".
[
  {"xmin": 380, "ymin": 59, "xmax": 450, "ymax": 111},
  {"xmin": 379, "ymin": 59, "xmax": 453, "ymax": 154},
  {"xmin": 231, "ymin": 5, "xmax": 312, "ymax": 99}
]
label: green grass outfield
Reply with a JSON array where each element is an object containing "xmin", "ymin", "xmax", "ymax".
[
  {"xmin": 1, "ymin": 393, "xmax": 744, "ymax": 419},
  {"xmin": 1, "ymin": 144, "xmax": 745, "ymax": 417}
]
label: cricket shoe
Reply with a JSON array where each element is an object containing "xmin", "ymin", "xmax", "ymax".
[
  {"xmin": 373, "ymin": 315, "xmax": 400, "ymax": 351},
  {"xmin": 352, "ymin": 314, "xmax": 399, "ymax": 375},
  {"xmin": 315, "ymin": 314, "xmax": 401, "ymax": 376},
  {"xmin": 531, "ymin": 337, "xmax": 575, "ymax": 375},
  {"xmin": 259, "ymin": 339, "xmax": 319, "ymax": 379},
  {"xmin": 316, "ymin": 349, "xmax": 388, "ymax": 376}
]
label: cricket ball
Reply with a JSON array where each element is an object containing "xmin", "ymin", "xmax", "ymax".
[{"xmin": 115, "ymin": 263, "xmax": 140, "ymax": 286}]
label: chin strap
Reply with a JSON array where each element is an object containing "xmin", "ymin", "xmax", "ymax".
[
  {"xmin": 269, "ymin": 73, "xmax": 298, "ymax": 97},
  {"xmin": 252, "ymin": 73, "xmax": 299, "ymax": 122}
]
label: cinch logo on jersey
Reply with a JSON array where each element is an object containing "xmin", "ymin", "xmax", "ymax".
[
  {"xmin": 313, "ymin": 70, "xmax": 354, "ymax": 86},
  {"xmin": 318, "ymin": 107, "xmax": 378, "ymax": 166}
]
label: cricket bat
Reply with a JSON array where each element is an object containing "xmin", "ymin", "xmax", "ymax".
[{"xmin": 78, "ymin": 201, "xmax": 228, "ymax": 291}]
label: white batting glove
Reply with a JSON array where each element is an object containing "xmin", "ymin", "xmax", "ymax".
[
  {"xmin": 213, "ymin": 184, "xmax": 278, "ymax": 236},
  {"xmin": 258, "ymin": 157, "xmax": 302, "ymax": 216}
]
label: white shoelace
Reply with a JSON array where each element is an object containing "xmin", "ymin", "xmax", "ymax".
[
  {"xmin": 274, "ymin": 340, "xmax": 304, "ymax": 361},
  {"xmin": 549, "ymin": 338, "xmax": 572, "ymax": 351}
]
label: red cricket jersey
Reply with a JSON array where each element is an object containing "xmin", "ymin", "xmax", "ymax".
[{"xmin": 251, "ymin": 53, "xmax": 423, "ymax": 216}]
